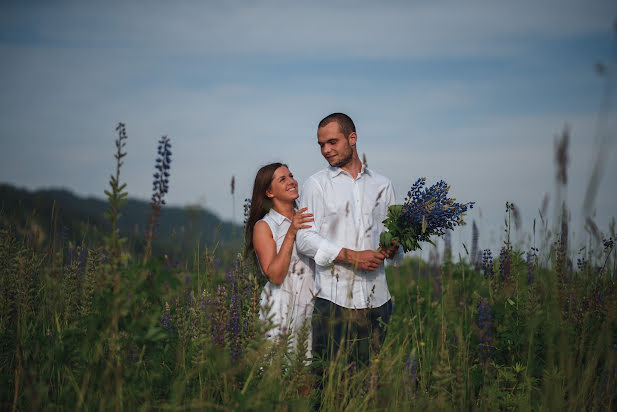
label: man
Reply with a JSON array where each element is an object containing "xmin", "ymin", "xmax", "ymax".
[{"xmin": 296, "ymin": 112, "xmax": 400, "ymax": 367}]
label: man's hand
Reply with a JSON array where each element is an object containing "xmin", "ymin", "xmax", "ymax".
[
  {"xmin": 381, "ymin": 241, "xmax": 400, "ymax": 259},
  {"xmin": 337, "ymin": 248, "xmax": 385, "ymax": 272}
]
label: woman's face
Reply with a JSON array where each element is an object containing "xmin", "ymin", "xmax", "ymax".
[{"xmin": 266, "ymin": 166, "xmax": 299, "ymax": 202}]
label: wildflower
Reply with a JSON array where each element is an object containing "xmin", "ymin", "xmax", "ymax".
[
  {"xmin": 212, "ymin": 284, "xmax": 228, "ymax": 347},
  {"xmin": 145, "ymin": 136, "xmax": 172, "ymax": 261},
  {"xmin": 243, "ymin": 198, "xmax": 251, "ymax": 226},
  {"xmin": 577, "ymin": 256, "xmax": 588, "ymax": 272},
  {"xmin": 499, "ymin": 246, "xmax": 512, "ymax": 281},
  {"xmin": 482, "ymin": 249, "xmax": 494, "ymax": 279},
  {"xmin": 60, "ymin": 225, "xmax": 70, "ymax": 242},
  {"xmin": 380, "ymin": 177, "xmax": 474, "ymax": 252},
  {"xmin": 152, "ymin": 136, "xmax": 172, "ymax": 205},
  {"xmin": 162, "ymin": 301, "xmax": 173, "ymax": 334},
  {"xmin": 227, "ymin": 287, "xmax": 243, "ymax": 360},
  {"xmin": 603, "ymin": 237, "xmax": 614, "ymax": 251},
  {"xmin": 476, "ymin": 298, "xmax": 494, "ymax": 363}
]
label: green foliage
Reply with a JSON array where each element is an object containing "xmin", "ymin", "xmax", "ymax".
[
  {"xmin": 1, "ymin": 124, "xmax": 615, "ymax": 410},
  {"xmin": 380, "ymin": 204, "xmax": 426, "ymax": 252},
  {"xmin": 1, "ymin": 210, "xmax": 616, "ymax": 410}
]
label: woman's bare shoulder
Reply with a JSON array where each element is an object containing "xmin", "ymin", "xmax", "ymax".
[{"xmin": 253, "ymin": 220, "xmax": 273, "ymax": 240}]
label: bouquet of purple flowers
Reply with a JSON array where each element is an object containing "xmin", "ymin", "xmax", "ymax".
[{"xmin": 380, "ymin": 178, "xmax": 474, "ymax": 252}]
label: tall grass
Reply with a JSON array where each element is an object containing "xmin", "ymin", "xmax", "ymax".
[{"xmin": 0, "ymin": 123, "xmax": 615, "ymax": 411}]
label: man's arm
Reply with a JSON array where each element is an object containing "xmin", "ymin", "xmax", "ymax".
[
  {"xmin": 335, "ymin": 248, "xmax": 386, "ymax": 272},
  {"xmin": 296, "ymin": 176, "xmax": 386, "ymax": 270},
  {"xmin": 295, "ymin": 177, "xmax": 342, "ymax": 266}
]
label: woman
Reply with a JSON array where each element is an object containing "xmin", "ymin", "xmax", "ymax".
[{"xmin": 245, "ymin": 163, "xmax": 314, "ymax": 355}]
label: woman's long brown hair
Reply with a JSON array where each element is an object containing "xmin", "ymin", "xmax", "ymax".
[{"xmin": 244, "ymin": 162, "xmax": 286, "ymax": 267}]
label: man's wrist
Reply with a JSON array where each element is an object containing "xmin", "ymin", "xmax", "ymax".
[{"xmin": 336, "ymin": 248, "xmax": 356, "ymax": 265}]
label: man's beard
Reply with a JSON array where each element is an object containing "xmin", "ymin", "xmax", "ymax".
[{"xmin": 330, "ymin": 147, "xmax": 353, "ymax": 168}]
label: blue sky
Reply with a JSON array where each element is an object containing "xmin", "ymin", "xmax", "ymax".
[{"xmin": 1, "ymin": 0, "xmax": 616, "ymax": 257}]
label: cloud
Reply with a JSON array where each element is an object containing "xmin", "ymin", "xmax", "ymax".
[
  {"xmin": 2, "ymin": 1, "xmax": 615, "ymax": 59},
  {"xmin": 0, "ymin": 0, "xmax": 615, "ymax": 242}
]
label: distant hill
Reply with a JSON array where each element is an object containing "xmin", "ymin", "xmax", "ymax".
[{"xmin": 0, "ymin": 183, "xmax": 243, "ymax": 257}]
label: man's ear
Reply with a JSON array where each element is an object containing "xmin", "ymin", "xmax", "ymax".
[{"xmin": 348, "ymin": 131, "xmax": 358, "ymax": 146}]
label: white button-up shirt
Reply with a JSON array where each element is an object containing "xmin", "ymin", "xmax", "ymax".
[{"xmin": 296, "ymin": 165, "xmax": 397, "ymax": 309}]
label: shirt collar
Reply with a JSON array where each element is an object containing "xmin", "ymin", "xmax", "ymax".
[
  {"xmin": 328, "ymin": 163, "xmax": 372, "ymax": 179},
  {"xmin": 267, "ymin": 208, "xmax": 290, "ymax": 225}
]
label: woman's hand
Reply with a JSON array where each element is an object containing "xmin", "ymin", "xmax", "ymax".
[{"xmin": 289, "ymin": 207, "xmax": 313, "ymax": 236}]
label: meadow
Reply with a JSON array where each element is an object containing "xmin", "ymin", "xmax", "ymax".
[{"xmin": 1, "ymin": 124, "xmax": 615, "ymax": 411}]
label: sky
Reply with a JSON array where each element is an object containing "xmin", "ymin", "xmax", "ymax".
[{"xmin": 1, "ymin": 0, "xmax": 616, "ymax": 259}]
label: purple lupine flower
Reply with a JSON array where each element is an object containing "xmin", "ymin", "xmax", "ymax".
[
  {"xmin": 603, "ymin": 237, "xmax": 614, "ymax": 251},
  {"xmin": 243, "ymin": 198, "xmax": 251, "ymax": 226},
  {"xmin": 499, "ymin": 246, "xmax": 512, "ymax": 281},
  {"xmin": 476, "ymin": 298, "xmax": 494, "ymax": 363},
  {"xmin": 212, "ymin": 284, "xmax": 227, "ymax": 346},
  {"xmin": 152, "ymin": 136, "xmax": 172, "ymax": 206},
  {"xmin": 399, "ymin": 178, "xmax": 474, "ymax": 242},
  {"xmin": 380, "ymin": 177, "xmax": 474, "ymax": 252},
  {"xmin": 60, "ymin": 225, "xmax": 70, "ymax": 242},
  {"xmin": 577, "ymin": 256, "xmax": 588, "ymax": 272},
  {"xmin": 227, "ymin": 287, "xmax": 243, "ymax": 360},
  {"xmin": 482, "ymin": 249, "xmax": 494, "ymax": 279},
  {"xmin": 402, "ymin": 353, "xmax": 418, "ymax": 396},
  {"xmin": 225, "ymin": 270, "xmax": 238, "ymax": 292},
  {"xmin": 162, "ymin": 302, "xmax": 173, "ymax": 334}
]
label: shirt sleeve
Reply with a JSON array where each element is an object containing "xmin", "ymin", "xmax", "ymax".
[
  {"xmin": 296, "ymin": 176, "xmax": 342, "ymax": 266},
  {"xmin": 384, "ymin": 180, "xmax": 404, "ymax": 267}
]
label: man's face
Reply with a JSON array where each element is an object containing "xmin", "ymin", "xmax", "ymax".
[{"xmin": 317, "ymin": 121, "xmax": 356, "ymax": 168}]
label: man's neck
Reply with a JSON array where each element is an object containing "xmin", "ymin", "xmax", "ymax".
[{"xmin": 339, "ymin": 155, "xmax": 363, "ymax": 179}]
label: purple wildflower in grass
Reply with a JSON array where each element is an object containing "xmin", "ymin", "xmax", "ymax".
[
  {"xmin": 577, "ymin": 256, "xmax": 588, "ymax": 272},
  {"xmin": 144, "ymin": 136, "xmax": 172, "ymax": 261},
  {"xmin": 402, "ymin": 353, "xmax": 418, "ymax": 396},
  {"xmin": 227, "ymin": 287, "xmax": 243, "ymax": 360},
  {"xmin": 162, "ymin": 302, "xmax": 173, "ymax": 334},
  {"xmin": 60, "ymin": 225, "xmax": 70, "ymax": 242},
  {"xmin": 243, "ymin": 198, "xmax": 251, "ymax": 226},
  {"xmin": 212, "ymin": 284, "xmax": 227, "ymax": 346},
  {"xmin": 380, "ymin": 177, "xmax": 474, "ymax": 252},
  {"xmin": 603, "ymin": 237, "xmax": 614, "ymax": 251},
  {"xmin": 499, "ymin": 246, "xmax": 512, "ymax": 281},
  {"xmin": 482, "ymin": 249, "xmax": 494, "ymax": 279},
  {"xmin": 226, "ymin": 269, "xmax": 236, "ymax": 288},
  {"xmin": 153, "ymin": 136, "xmax": 172, "ymax": 200},
  {"xmin": 476, "ymin": 298, "xmax": 494, "ymax": 364}
]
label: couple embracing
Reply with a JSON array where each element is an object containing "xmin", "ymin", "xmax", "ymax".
[{"xmin": 244, "ymin": 112, "xmax": 401, "ymax": 370}]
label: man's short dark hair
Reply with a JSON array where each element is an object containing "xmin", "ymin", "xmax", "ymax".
[{"xmin": 318, "ymin": 113, "xmax": 356, "ymax": 138}]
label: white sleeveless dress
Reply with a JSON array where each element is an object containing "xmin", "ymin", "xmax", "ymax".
[{"xmin": 258, "ymin": 208, "xmax": 314, "ymax": 356}]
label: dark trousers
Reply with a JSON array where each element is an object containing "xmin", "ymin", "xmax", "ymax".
[{"xmin": 311, "ymin": 297, "xmax": 393, "ymax": 368}]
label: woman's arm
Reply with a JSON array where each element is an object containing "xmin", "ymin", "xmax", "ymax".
[{"xmin": 253, "ymin": 208, "xmax": 313, "ymax": 285}]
